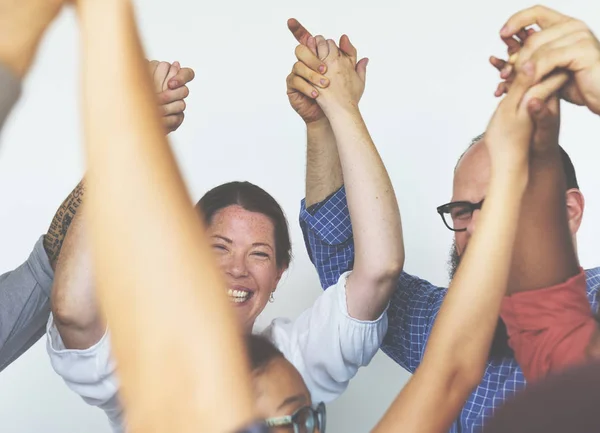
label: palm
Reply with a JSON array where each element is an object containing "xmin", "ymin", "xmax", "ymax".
[{"xmin": 287, "ymin": 89, "xmax": 325, "ymax": 124}]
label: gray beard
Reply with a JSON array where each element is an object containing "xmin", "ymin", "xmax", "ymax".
[
  {"xmin": 448, "ymin": 240, "xmax": 461, "ymax": 281},
  {"xmin": 447, "ymin": 240, "xmax": 513, "ymax": 358}
]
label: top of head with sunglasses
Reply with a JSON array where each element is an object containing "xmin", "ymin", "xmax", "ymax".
[{"xmin": 248, "ymin": 335, "xmax": 325, "ymax": 433}]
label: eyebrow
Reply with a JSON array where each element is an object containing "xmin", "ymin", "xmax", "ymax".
[
  {"xmin": 211, "ymin": 235, "xmax": 232, "ymax": 243},
  {"xmin": 277, "ymin": 394, "xmax": 307, "ymax": 411},
  {"xmin": 211, "ymin": 235, "xmax": 273, "ymax": 251}
]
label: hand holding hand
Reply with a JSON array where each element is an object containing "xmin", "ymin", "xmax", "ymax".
[
  {"xmin": 313, "ymin": 35, "xmax": 368, "ymax": 116},
  {"xmin": 148, "ymin": 60, "xmax": 195, "ymax": 134},
  {"xmin": 485, "ymin": 58, "xmax": 568, "ymax": 172},
  {"xmin": 285, "ymin": 19, "xmax": 368, "ymax": 123},
  {"xmin": 491, "ymin": 6, "xmax": 600, "ymax": 115}
]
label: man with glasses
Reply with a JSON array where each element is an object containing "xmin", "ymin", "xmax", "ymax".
[{"xmin": 290, "ymin": 6, "xmax": 600, "ymax": 433}]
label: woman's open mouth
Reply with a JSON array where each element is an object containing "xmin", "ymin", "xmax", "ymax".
[{"xmin": 227, "ymin": 288, "xmax": 254, "ymax": 304}]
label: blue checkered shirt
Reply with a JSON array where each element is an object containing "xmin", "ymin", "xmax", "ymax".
[{"xmin": 299, "ymin": 186, "xmax": 600, "ymax": 433}]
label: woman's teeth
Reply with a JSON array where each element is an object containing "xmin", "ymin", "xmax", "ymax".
[{"xmin": 227, "ymin": 289, "xmax": 251, "ymax": 303}]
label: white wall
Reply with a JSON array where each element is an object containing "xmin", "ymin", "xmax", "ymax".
[{"xmin": 0, "ymin": 0, "xmax": 599, "ymax": 432}]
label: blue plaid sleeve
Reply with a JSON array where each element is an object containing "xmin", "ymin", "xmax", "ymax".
[
  {"xmin": 382, "ymin": 273, "xmax": 446, "ymax": 373},
  {"xmin": 300, "ymin": 186, "xmax": 354, "ymax": 289}
]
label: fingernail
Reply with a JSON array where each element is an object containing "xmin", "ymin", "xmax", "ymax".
[
  {"xmin": 365, "ymin": 58, "xmax": 369, "ymax": 66},
  {"xmin": 320, "ymin": 78, "xmax": 328, "ymax": 86},
  {"xmin": 530, "ymin": 99, "xmax": 542, "ymax": 114},
  {"xmin": 500, "ymin": 67, "xmax": 509, "ymax": 78},
  {"xmin": 311, "ymin": 90, "xmax": 318, "ymax": 98},
  {"xmin": 319, "ymin": 65, "xmax": 326, "ymax": 73},
  {"xmin": 523, "ymin": 61, "xmax": 534, "ymax": 76},
  {"xmin": 500, "ymin": 25, "xmax": 509, "ymax": 36}
]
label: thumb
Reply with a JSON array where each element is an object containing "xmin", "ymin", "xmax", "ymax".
[
  {"xmin": 339, "ymin": 34, "xmax": 357, "ymax": 63},
  {"xmin": 356, "ymin": 57, "xmax": 369, "ymax": 83}
]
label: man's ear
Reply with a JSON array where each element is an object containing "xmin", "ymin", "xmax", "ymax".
[{"xmin": 565, "ymin": 188, "xmax": 585, "ymax": 235}]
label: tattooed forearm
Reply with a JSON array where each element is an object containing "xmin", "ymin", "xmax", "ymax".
[{"xmin": 44, "ymin": 180, "xmax": 86, "ymax": 270}]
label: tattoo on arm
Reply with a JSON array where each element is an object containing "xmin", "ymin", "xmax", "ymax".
[{"xmin": 43, "ymin": 180, "xmax": 86, "ymax": 270}]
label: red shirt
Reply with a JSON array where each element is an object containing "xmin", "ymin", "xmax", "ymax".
[{"xmin": 501, "ymin": 269, "xmax": 599, "ymax": 382}]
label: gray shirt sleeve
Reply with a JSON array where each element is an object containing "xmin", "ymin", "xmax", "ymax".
[
  {"xmin": 0, "ymin": 61, "xmax": 21, "ymax": 132},
  {"xmin": 0, "ymin": 236, "xmax": 54, "ymax": 371}
]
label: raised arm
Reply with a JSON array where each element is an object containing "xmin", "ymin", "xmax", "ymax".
[
  {"xmin": 490, "ymin": 6, "xmax": 600, "ymax": 380},
  {"xmin": 372, "ymin": 63, "xmax": 566, "ymax": 433},
  {"xmin": 288, "ymin": 21, "xmax": 373, "ymax": 292},
  {"xmin": 78, "ymin": 1, "xmax": 254, "ymax": 432},
  {"xmin": 50, "ymin": 206, "xmax": 104, "ymax": 350},
  {"xmin": 0, "ymin": 0, "xmax": 64, "ymax": 128},
  {"xmin": 287, "ymin": 19, "xmax": 344, "ymax": 207},
  {"xmin": 43, "ymin": 61, "xmax": 193, "ymax": 269},
  {"xmin": 306, "ymin": 37, "xmax": 402, "ymax": 320}
]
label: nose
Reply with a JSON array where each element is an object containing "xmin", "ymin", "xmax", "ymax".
[
  {"xmin": 466, "ymin": 209, "xmax": 481, "ymax": 236},
  {"xmin": 224, "ymin": 252, "xmax": 249, "ymax": 278}
]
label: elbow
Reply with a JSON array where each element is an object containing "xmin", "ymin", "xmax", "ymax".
[
  {"xmin": 447, "ymin": 362, "xmax": 486, "ymax": 396},
  {"xmin": 51, "ymin": 295, "xmax": 99, "ymax": 331},
  {"xmin": 357, "ymin": 258, "xmax": 404, "ymax": 288}
]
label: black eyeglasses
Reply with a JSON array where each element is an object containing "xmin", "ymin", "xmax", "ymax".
[
  {"xmin": 265, "ymin": 402, "xmax": 326, "ymax": 433},
  {"xmin": 436, "ymin": 199, "xmax": 484, "ymax": 232}
]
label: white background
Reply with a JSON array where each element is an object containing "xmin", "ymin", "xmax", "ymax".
[{"xmin": 0, "ymin": 0, "xmax": 599, "ymax": 432}]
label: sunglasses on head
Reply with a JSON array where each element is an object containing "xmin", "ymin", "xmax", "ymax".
[{"xmin": 265, "ymin": 402, "xmax": 326, "ymax": 433}]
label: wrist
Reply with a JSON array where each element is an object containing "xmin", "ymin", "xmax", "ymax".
[
  {"xmin": 490, "ymin": 162, "xmax": 529, "ymax": 194},
  {"xmin": 321, "ymin": 100, "xmax": 361, "ymax": 122},
  {"xmin": 306, "ymin": 117, "xmax": 330, "ymax": 131}
]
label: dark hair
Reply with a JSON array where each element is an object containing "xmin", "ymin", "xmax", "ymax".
[
  {"xmin": 196, "ymin": 181, "xmax": 292, "ymax": 269},
  {"xmin": 457, "ymin": 134, "xmax": 580, "ymax": 190},
  {"xmin": 245, "ymin": 334, "xmax": 284, "ymax": 372}
]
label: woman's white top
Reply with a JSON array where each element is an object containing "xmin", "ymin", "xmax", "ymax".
[{"xmin": 46, "ymin": 271, "xmax": 388, "ymax": 432}]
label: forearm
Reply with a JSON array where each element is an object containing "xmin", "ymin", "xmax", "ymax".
[
  {"xmin": 79, "ymin": 1, "xmax": 254, "ymax": 432},
  {"xmin": 44, "ymin": 180, "xmax": 85, "ymax": 270},
  {"xmin": 428, "ymin": 171, "xmax": 526, "ymax": 376},
  {"xmin": 327, "ymin": 106, "xmax": 404, "ymax": 320},
  {"xmin": 375, "ymin": 171, "xmax": 527, "ymax": 433},
  {"xmin": 507, "ymin": 147, "xmax": 579, "ymax": 294},
  {"xmin": 51, "ymin": 208, "xmax": 104, "ymax": 350},
  {"xmin": 305, "ymin": 118, "xmax": 343, "ymax": 207},
  {"xmin": 0, "ymin": 63, "xmax": 21, "ymax": 130}
]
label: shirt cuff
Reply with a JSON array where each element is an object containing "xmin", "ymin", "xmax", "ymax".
[
  {"xmin": 27, "ymin": 236, "xmax": 54, "ymax": 298},
  {"xmin": 299, "ymin": 186, "xmax": 353, "ymax": 245}
]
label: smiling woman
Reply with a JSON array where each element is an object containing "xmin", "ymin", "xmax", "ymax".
[
  {"xmin": 197, "ymin": 181, "xmax": 291, "ymax": 332},
  {"xmin": 46, "ymin": 178, "xmax": 383, "ymax": 433}
]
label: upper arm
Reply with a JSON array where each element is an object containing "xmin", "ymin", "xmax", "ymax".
[
  {"xmin": 0, "ymin": 236, "xmax": 53, "ymax": 371},
  {"xmin": 50, "ymin": 209, "xmax": 105, "ymax": 350},
  {"xmin": 265, "ymin": 272, "xmax": 387, "ymax": 403},
  {"xmin": 508, "ymin": 149, "xmax": 579, "ymax": 293},
  {"xmin": 300, "ymin": 186, "xmax": 354, "ymax": 289}
]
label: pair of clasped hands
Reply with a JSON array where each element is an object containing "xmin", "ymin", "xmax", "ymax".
[{"xmin": 285, "ymin": 6, "xmax": 600, "ymax": 165}]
